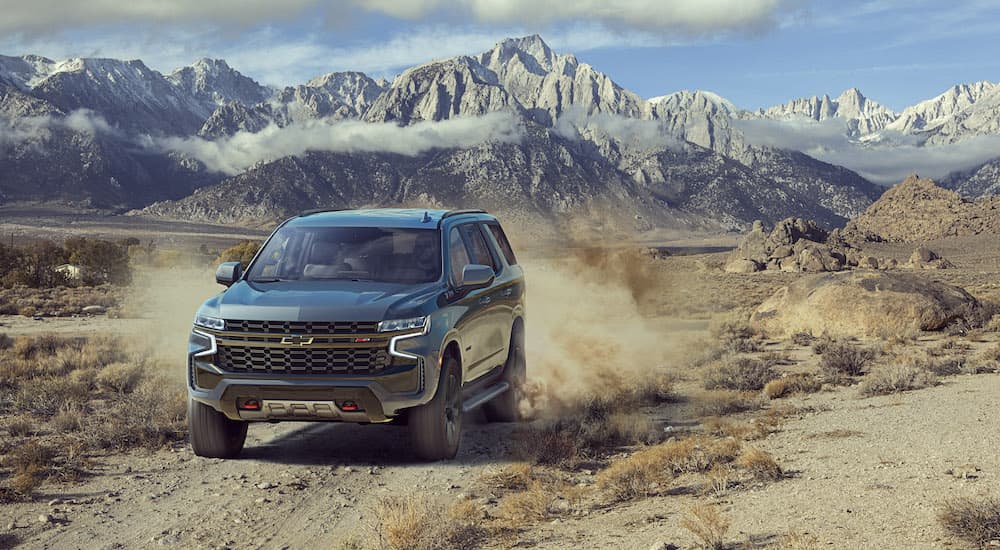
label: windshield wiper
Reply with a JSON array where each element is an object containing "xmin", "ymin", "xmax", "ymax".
[{"xmin": 251, "ymin": 277, "xmax": 296, "ymax": 283}]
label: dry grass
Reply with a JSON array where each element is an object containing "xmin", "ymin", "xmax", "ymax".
[
  {"xmin": 372, "ymin": 496, "xmax": 487, "ymax": 550},
  {"xmin": 0, "ymin": 334, "xmax": 187, "ymax": 498},
  {"xmin": 790, "ymin": 331, "xmax": 815, "ymax": 346},
  {"xmin": 819, "ymin": 341, "xmax": 879, "ymax": 381},
  {"xmin": 597, "ymin": 436, "xmax": 744, "ymax": 501},
  {"xmin": 703, "ymin": 356, "xmax": 780, "ymax": 392},
  {"xmin": 496, "ymin": 481, "xmax": 555, "ymax": 524},
  {"xmin": 681, "ymin": 503, "xmax": 730, "ymax": 550},
  {"xmin": 709, "ymin": 312, "xmax": 761, "ymax": 355},
  {"xmin": 768, "ymin": 532, "xmax": 822, "ymax": 549},
  {"xmin": 763, "ymin": 373, "xmax": 822, "ymax": 399},
  {"xmin": 0, "ymin": 285, "xmax": 121, "ymax": 317},
  {"xmin": 695, "ymin": 390, "xmax": 766, "ymax": 417},
  {"xmin": 938, "ymin": 495, "xmax": 1000, "ymax": 547},
  {"xmin": 480, "ymin": 462, "xmax": 535, "ymax": 492},
  {"xmin": 735, "ymin": 448, "xmax": 783, "ymax": 481},
  {"xmin": 858, "ymin": 362, "xmax": 938, "ymax": 396}
]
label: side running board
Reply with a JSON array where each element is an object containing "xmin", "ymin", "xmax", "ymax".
[{"xmin": 462, "ymin": 382, "xmax": 510, "ymax": 413}]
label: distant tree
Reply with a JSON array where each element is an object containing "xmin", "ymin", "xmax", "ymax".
[
  {"xmin": 10, "ymin": 241, "xmax": 68, "ymax": 288},
  {"xmin": 215, "ymin": 241, "xmax": 262, "ymax": 268},
  {"xmin": 64, "ymin": 237, "xmax": 131, "ymax": 285}
]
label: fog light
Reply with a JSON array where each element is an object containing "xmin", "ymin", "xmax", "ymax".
[{"xmin": 238, "ymin": 398, "xmax": 261, "ymax": 411}]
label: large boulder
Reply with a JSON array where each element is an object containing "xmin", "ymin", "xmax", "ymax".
[{"xmin": 750, "ymin": 271, "xmax": 982, "ymax": 338}]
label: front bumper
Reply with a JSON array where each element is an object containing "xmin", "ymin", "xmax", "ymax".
[{"xmin": 187, "ymin": 328, "xmax": 440, "ymax": 422}]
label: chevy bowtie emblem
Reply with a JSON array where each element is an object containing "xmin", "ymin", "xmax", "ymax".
[{"xmin": 281, "ymin": 335, "xmax": 314, "ymax": 346}]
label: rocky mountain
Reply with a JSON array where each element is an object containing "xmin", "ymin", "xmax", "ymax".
[
  {"xmin": 9, "ymin": 34, "xmax": 1000, "ymax": 230},
  {"xmin": 943, "ymin": 160, "xmax": 1000, "ymax": 198},
  {"xmin": 885, "ymin": 81, "xmax": 999, "ymax": 141},
  {"xmin": 757, "ymin": 88, "xmax": 896, "ymax": 137},
  {"xmin": 844, "ymin": 175, "xmax": 1000, "ymax": 242}
]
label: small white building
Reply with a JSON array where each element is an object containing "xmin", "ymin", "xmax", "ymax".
[{"xmin": 55, "ymin": 264, "xmax": 83, "ymax": 280}]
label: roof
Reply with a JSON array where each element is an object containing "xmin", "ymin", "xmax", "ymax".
[{"xmin": 287, "ymin": 208, "xmax": 492, "ymax": 229}]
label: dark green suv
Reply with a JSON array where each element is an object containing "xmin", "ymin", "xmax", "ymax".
[{"xmin": 187, "ymin": 209, "xmax": 526, "ymax": 460}]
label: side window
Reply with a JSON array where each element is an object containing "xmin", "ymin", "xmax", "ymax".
[
  {"xmin": 486, "ymin": 223, "xmax": 517, "ymax": 266},
  {"xmin": 459, "ymin": 224, "xmax": 496, "ymax": 271},
  {"xmin": 448, "ymin": 228, "xmax": 471, "ymax": 285}
]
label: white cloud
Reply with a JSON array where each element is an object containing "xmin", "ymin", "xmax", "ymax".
[
  {"xmin": 354, "ymin": 0, "xmax": 800, "ymax": 35},
  {"xmin": 0, "ymin": 109, "xmax": 113, "ymax": 147},
  {"xmin": 554, "ymin": 107, "xmax": 680, "ymax": 150},
  {"xmin": 153, "ymin": 113, "xmax": 525, "ymax": 175},
  {"xmin": 735, "ymin": 117, "xmax": 1000, "ymax": 184}
]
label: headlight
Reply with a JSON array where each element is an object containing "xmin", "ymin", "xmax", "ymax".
[
  {"xmin": 193, "ymin": 314, "xmax": 226, "ymax": 331},
  {"xmin": 378, "ymin": 316, "xmax": 429, "ymax": 333}
]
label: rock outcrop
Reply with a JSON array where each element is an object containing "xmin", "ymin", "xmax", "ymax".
[
  {"xmin": 844, "ymin": 175, "xmax": 1000, "ymax": 242},
  {"xmin": 750, "ymin": 271, "xmax": 983, "ymax": 338},
  {"xmin": 724, "ymin": 217, "xmax": 883, "ymax": 273}
]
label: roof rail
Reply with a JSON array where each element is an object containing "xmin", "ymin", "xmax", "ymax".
[
  {"xmin": 298, "ymin": 208, "xmax": 344, "ymax": 217},
  {"xmin": 440, "ymin": 209, "xmax": 487, "ymax": 220}
]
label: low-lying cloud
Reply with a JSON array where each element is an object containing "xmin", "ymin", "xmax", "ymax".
[
  {"xmin": 0, "ymin": 109, "xmax": 114, "ymax": 147},
  {"xmin": 735, "ymin": 117, "xmax": 1000, "ymax": 185},
  {"xmin": 554, "ymin": 107, "xmax": 680, "ymax": 150},
  {"xmin": 152, "ymin": 112, "xmax": 524, "ymax": 175}
]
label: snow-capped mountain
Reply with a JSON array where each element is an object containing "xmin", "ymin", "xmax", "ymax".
[
  {"xmin": 757, "ymin": 88, "xmax": 896, "ymax": 136},
  {"xmin": 1, "ymin": 34, "xmax": 998, "ymax": 227}
]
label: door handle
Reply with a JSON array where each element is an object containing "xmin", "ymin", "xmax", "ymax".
[
  {"xmin": 478, "ymin": 296, "xmax": 492, "ymax": 305},
  {"xmin": 501, "ymin": 288, "xmax": 513, "ymax": 297}
]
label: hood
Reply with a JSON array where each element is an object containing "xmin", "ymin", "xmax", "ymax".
[{"xmin": 202, "ymin": 280, "xmax": 442, "ymax": 322}]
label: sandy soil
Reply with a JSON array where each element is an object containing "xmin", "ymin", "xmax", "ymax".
[{"xmin": 4, "ymin": 224, "xmax": 1000, "ymax": 549}]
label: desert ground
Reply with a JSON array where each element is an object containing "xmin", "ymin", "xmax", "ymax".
[{"xmin": 3, "ymin": 213, "xmax": 1000, "ymax": 549}]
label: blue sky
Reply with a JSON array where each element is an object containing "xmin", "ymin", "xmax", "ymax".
[{"xmin": 2, "ymin": 0, "xmax": 999, "ymax": 111}]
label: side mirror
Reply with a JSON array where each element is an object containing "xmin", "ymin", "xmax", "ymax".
[
  {"xmin": 460, "ymin": 264, "xmax": 494, "ymax": 289},
  {"xmin": 216, "ymin": 262, "xmax": 243, "ymax": 287}
]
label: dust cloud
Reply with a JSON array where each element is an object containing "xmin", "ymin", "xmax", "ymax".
[{"xmin": 521, "ymin": 246, "xmax": 703, "ymax": 415}]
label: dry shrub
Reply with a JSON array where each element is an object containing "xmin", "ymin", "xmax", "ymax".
[
  {"xmin": 763, "ymin": 373, "xmax": 822, "ymax": 399},
  {"xmin": 790, "ymin": 331, "xmax": 814, "ymax": 346},
  {"xmin": 480, "ymin": 462, "xmax": 534, "ymax": 492},
  {"xmin": 497, "ymin": 481, "xmax": 555, "ymax": 524},
  {"xmin": 0, "ymin": 333, "xmax": 12, "ymax": 349},
  {"xmin": 681, "ymin": 503, "xmax": 730, "ymax": 550},
  {"xmin": 97, "ymin": 362, "xmax": 144, "ymax": 393},
  {"xmin": 6, "ymin": 415, "xmax": 35, "ymax": 437},
  {"xmin": 703, "ymin": 356, "xmax": 780, "ymax": 392},
  {"xmin": 597, "ymin": 436, "xmax": 743, "ymax": 502},
  {"xmin": 769, "ymin": 532, "xmax": 821, "ymax": 549},
  {"xmin": 373, "ymin": 496, "xmax": 486, "ymax": 550},
  {"xmin": 695, "ymin": 390, "xmax": 765, "ymax": 417},
  {"xmin": 858, "ymin": 362, "xmax": 937, "ymax": 396},
  {"xmin": 819, "ymin": 341, "xmax": 879, "ymax": 381},
  {"xmin": 52, "ymin": 409, "xmax": 83, "ymax": 433},
  {"xmin": 80, "ymin": 375, "xmax": 187, "ymax": 450},
  {"xmin": 4, "ymin": 441, "xmax": 57, "ymax": 496},
  {"xmin": 14, "ymin": 376, "xmax": 91, "ymax": 416},
  {"xmin": 710, "ymin": 312, "xmax": 760, "ymax": 355},
  {"xmin": 735, "ymin": 448, "xmax": 783, "ymax": 481},
  {"xmin": 12, "ymin": 334, "xmax": 81, "ymax": 360},
  {"xmin": 939, "ymin": 495, "xmax": 1000, "ymax": 547}
]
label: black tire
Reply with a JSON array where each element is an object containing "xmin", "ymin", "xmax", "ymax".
[
  {"xmin": 484, "ymin": 323, "xmax": 526, "ymax": 423},
  {"xmin": 188, "ymin": 399, "xmax": 247, "ymax": 459},
  {"xmin": 409, "ymin": 356, "xmax": 463, "ymax": 461}
]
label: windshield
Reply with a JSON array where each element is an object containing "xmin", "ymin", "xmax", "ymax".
[{"xmin": 247, "ymin": 226, "xmax": 442, "ymax": 284}]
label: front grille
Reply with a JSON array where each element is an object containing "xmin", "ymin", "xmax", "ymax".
[
  {"xmin": 213, "ymin": 319, "xmax": 390, "ymax": 375},
  {"xmin": 225, "ymin": 320, "xmax": 379, "ymax": 335},
  {"xmin": 216, "ymin": 345, "xmax": 391, "ymax": 375}
]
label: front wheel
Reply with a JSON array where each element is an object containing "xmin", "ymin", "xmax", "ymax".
[
  {"xmin": 409, "ymin": 356, "xmax": 463, "ymax": 461},
  {"xmin": 484, "ymin": 324, "xmax": 526, "ymax": 423},
  {"xmin": 189, "ymin": 399, "xmax": 247, "ymax": 459}
]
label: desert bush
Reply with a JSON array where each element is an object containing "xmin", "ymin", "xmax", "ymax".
[
  {"xmin": 819, "ymin": 341, "xmax": 879, "ymax": 381},
  {"xmin": 763, "ymin": 373, "xmax": 822, "ymax": 399},
  {"xmin": 497, "ymin": 481, "xmax": 556, "ymax": 524},
  {"xmin": 681, "ymin": 504, "xmax": 730, "ymax": 550},
  {"xmin": 858, "ymin": 362, "xmax": 937, "ymax": 396},
  {"xmin": 703, "ymin": 356, "xmax": 780, "ymax": 392},
  {"xmin": 14, "ymin": 376, "xmax": 91, "ymax": 416},
  {"xmin": 513, "ymin": 409, "xmax": 660, "ymax": 466},
  {"xmin": 52, "ymin": 410, "xmax": 83, "ymax": 433},
  {"xmin": 790, "ymin": 331, "xmax": 814, "ymax": 346},
  {"xmin": 80, "ymin": 375, "xmax": 187, "ymax": 451},
  {"xmin": 695, "ymin": 390, "xmax": 766, "ymax": 417},
  {"xmin": 939, "ymin": 495, "xmax": 1000, "ymax": 547},
  {"xmin": 215, "ymin": 240, "xmax": 262, "ymax": 268},
  {"xmin": 373, "ymin": 496, "xmax": 486, "ymax": 550},
  {"xmin": 480, "ymin": 462, "xmax": 534, "ymax": 492},
  {"xmin": 96, "ymin": 362, "xmax": 145, "ymax": 393},
  {"xmin": 0, "ymin": 332, "xmax": 12, "ymax": 349},
  {"xmin": 735, "ymin": 448, "xmax": 783, "ymax": 481},
  {"xmin": 6, "ymin": 415, "xmax": 35, "ymax": 437},
  {"xmin": 710, "ymin": 313, "xmax": 760, "ymax": 355}
]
